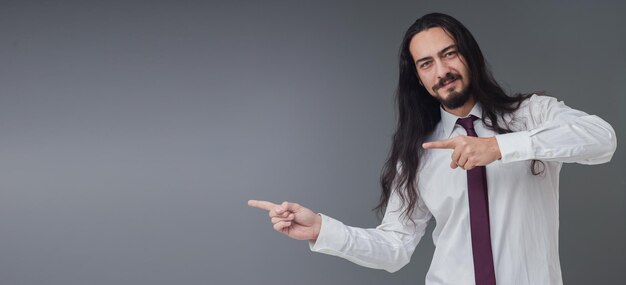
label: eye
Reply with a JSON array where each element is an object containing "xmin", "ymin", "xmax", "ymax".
[
  {"xmin": 419, "ymin": 61, "xmax": 432, "ymax": 69},
  {"xmin": 444, "ymin": 51, "xmax": 457, "ymax": 58}
]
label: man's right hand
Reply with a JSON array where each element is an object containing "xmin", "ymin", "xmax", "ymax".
[{"xmin": 247, "ymin": 200, "xmax": 322, "ymax": 241}]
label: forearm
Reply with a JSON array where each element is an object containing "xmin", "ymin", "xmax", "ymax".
[
  {"xmin": 496, "ymin": 114, "xmax": 617, "ymax": 164},
  {"xmin": 308, "ymin": 214, "xmax": 427, "ymax": 273}
]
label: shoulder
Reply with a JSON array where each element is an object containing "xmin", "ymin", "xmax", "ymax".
[
  {"xmin": 510, "ymin": 93, "xmax": 592, "ymax": 132},
  {"xmin": 515, "ymin": 93, "xmax": 564, "ymax": 116},
  {"xmin": 516, "ymin": 93, "xmax": 560, "ymax": 111}
]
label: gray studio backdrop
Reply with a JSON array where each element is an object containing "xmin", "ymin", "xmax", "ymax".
[{"xmin": 0, "ymin": 1, "xmax": 624, "ymax": 284}]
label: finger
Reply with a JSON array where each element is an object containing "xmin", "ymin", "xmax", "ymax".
[
  {"xmin": 272, "ymin": 213, "xmax": 295, "ymax": 223},
  {"xmin": 271, "ymin": 217, "xmax": 286, "ymax": 224},
  {"xmin": 271, "ymin": 214, "xmax": 295, "ymax": 224},
  {"xmin": 422, "ymin": 139, "xmax": 455, "ymax": 149},
  {"xmin": 269, "ymin": 207, "xmax": 284, "ymax": 218},
  {"xmin": 450, "ymin": 160, "xmax": 458, "ymax": 169},
  {"xmin": 248, "ymin": 200, "xmax": 278, "ymax": 211},
  {"xmin": 277, "ymin": 201, "xmax": 303, "ymax": 215},
  {"xmin": 457, "ymin": 152, "xmax": 469, "ymax": 170},
  {"xmin": 273, "ymin": 220, "xmax": 292, "ymax": 232},
  {"xmin": 450, "ymin": 149, "xmax": 462, "ymax": 169},
  {"xmin": 465, "ymin": 157, "xmax": 478, "ymax": 170},
  {"xmin": 269, "ymin": 209, "xmax": 295, "ymax": 219}
]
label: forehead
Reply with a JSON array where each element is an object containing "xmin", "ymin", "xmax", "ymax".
[{"xmin": 409, "ymin": 27, "xmax": 456, "ymax": 59}]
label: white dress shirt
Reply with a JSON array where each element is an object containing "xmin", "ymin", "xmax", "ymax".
[{"xmin": 309, "ymin": 95, "xmax": 617, "ymax": 285}]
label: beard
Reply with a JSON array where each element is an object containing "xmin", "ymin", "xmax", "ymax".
[
  {"xmin": 431, "ymin": 72, "xmax": 471, "ymax": 110},
  {"xmin": 436, "ymin": 85, "xmax": 471, "ymax": 110}
]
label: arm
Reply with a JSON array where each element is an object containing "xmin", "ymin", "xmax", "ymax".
[
  {"xmin": 308, "ymin": 191, "xmax": 432, "ymax": 273},
  {"xmin": 495, "ymin": 95, "xmax": 617, "ymax": 164}
]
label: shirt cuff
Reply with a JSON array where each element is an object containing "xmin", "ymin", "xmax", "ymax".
[
  {"xmin": 495, "ymin": 131, "xmax": 534, "ymax": 163},
  {"xmin": 308, "ymin": 213, "xmax": 348, "ymax": 254}
]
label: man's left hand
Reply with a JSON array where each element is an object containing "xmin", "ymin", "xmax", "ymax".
[{"xmin": 422, "ymin": 136, "xmax": 502, "ymax": 170}]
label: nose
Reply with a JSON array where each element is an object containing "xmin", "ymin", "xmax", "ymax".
[{"xmin": 434, "ymin": 59, "xmax": 451, "ymax": 80}]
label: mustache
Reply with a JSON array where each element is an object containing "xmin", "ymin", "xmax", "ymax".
[{"xmin": 432, "ymin": 73, "xmax": 462, "ymax": 91}]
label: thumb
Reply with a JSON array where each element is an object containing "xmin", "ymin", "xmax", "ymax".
[{"xmin": 276, "ymin": 201, "xmax": 303, "ymax": 215}]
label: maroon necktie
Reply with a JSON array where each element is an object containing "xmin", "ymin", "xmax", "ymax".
[{"xmin": 457, "ymin": 116, "xmax": 496, "ymax": 285}]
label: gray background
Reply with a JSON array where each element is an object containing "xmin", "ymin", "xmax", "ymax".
[{"xmin": 0, "ymin": 0, "xmax": 624, "ymax": 284}]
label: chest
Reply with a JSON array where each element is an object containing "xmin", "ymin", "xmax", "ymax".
[{"xmin": 417, "ymin": 125, "xmax": 536, "ymax": 221}]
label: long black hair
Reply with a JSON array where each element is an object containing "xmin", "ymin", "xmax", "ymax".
[{"xmin": 375, "ymin": 13, "xmax": 538, "ymax": 221}]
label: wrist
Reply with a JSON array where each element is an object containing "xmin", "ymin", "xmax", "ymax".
[
  {"xmin": 491, "ymin": 136, "xmax": 502, "ymax": 160},
  {"xmin": 311, "ymin": 213, "xmax": 322, "ymax": 241}
]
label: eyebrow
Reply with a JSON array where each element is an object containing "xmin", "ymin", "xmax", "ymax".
[{"xmin": 414, "ymin": 44, "xmax": 458, "ymax": 65}]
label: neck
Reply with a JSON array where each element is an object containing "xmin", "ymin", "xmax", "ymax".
[{"xmin": 443, "ymin": 96, "xmax": 476, "ymax": 117}]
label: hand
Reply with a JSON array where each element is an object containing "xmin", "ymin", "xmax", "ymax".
[
  {"xmin": 247, "ymin": 200, "xmax": 322, "ymax": 241},
  {"xmin": 422, "ymin": 135, "xmax": 502, "ymax": 170}
]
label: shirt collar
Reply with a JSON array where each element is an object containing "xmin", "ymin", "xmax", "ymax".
[{"xmin": 439, "ymin": 102, "xmax": 483, "ymax": 139}]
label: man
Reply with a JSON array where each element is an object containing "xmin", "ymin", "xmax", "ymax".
[{"xmin": 248, "ymin": 13, "xmax": 616, "ymax": 285}]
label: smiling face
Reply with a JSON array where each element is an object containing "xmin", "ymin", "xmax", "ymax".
[{"xmin": 409, "ymin": 27, "xmax": 472, "ymax": 111}]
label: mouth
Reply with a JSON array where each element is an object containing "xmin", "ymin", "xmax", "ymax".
[{"xmin": 435, "ymin": 78, "xmax": 457, "ymax": 91}]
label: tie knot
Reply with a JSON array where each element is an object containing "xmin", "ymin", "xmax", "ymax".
[{"xmin": 457, "ymin": 115, "xmax": 478, "ymax": 132}]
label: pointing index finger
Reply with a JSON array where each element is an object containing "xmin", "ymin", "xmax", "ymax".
[
  {"xmin": 247, "ymin": 200, "xmax": 277, "ymax": 211},
  {"xmin": 422, "ymin": 139, "xmax": 455, "ymax": 150}
]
